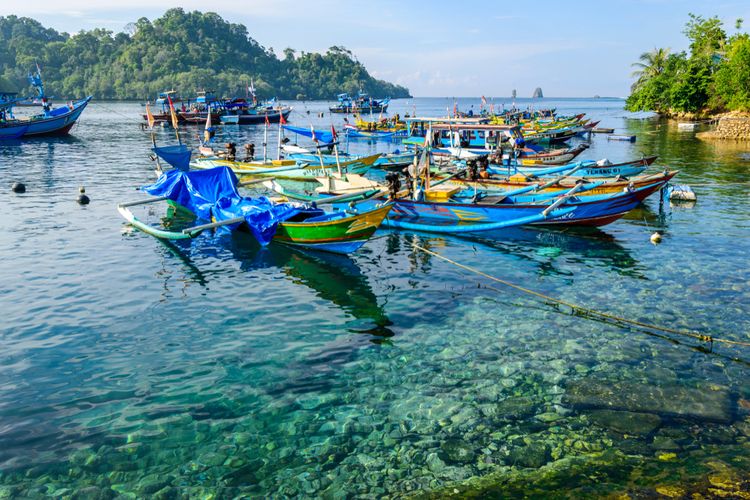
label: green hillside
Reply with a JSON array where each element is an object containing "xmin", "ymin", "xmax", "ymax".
[{"xmin": 0, "ymin": 8, "xmax": 410, "ymax": 100}]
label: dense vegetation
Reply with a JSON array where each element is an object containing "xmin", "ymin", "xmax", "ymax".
[
  {"xmin": 0, "ymin": 9, "xmax": 410, "ymax": 100},
  {"xmin": 627, "ymin": 14, "xmax": 750, "ymax": 115}
]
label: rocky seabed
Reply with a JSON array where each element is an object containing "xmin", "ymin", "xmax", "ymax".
[{"xmin": 0, "ymin": 295, "xmax": 749, "ymax": 499}]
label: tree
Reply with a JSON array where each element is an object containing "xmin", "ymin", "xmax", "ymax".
[
  {"xmin": 631, "ymin": 47, "xmax": 671, "ymax": 90},
  {"xmin": 683, "ymin": 13, "xmax": 726, "ymax": 59}
]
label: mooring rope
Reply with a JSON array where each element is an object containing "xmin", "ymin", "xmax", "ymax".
[
  {"xmin": 411, "ymin": 243, "xmax": 750, "ymax": 348},
  {"xmin": 91, "ymin": 102, "xmax": 146, "ymax": 125}
]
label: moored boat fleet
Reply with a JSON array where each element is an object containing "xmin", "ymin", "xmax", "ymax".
[
  {"xmin": 119, "ymin": 97, "xmax": 680, "ymax": 256},
  {"xmin": 1, "ymin": 67, "xmax": 677, "ymax": 254}
]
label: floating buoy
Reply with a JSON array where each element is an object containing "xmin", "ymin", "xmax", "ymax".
[
  {"xmin": 11, "ymin": 182, "xmax": 26, "ymax": 193},
  {"xmin": 668, "ymin": 184, "xmax": 697, "ymax": 202},
  {"xmin": 650, "ymin": 232, "xmax": 662, "ymax": 245},
  {"xmin": 77, "ymin": 186, "xmax": 90, "ymax": 205}
]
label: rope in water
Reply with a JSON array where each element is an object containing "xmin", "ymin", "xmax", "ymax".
[
  {"xmin": 411, "ymin": 243, "xmax": 750, "ymax": 348},
  {"xmin": 91, "ymin": 102, "xmax": 145, "ymax": 125}
]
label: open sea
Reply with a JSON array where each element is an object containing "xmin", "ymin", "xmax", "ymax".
[{"xmin": 1, "ymin": 97, "xmax": 749, "ymax": 498}]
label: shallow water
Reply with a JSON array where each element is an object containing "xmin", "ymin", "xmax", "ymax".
[{"xmin": 0, "ymin": 98, "xmax": 749, "ymax": 498}]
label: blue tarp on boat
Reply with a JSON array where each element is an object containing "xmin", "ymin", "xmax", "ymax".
[
  {"xmin": 154, "ymin": 145, "xmax": 192, "ymax": 171},
  {"xmin": 142, "ymin": 166, "xmax": 300, "ymax": 244},
  {"xmin": 283, "ymin": 125, "xmax": 335, "ymax": 144}
]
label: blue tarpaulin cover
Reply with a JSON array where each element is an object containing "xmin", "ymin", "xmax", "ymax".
[
  {"xmin": 283, "ymin": 125, "xmax": 334, "ymax": 144},
  {"xmin": 154, "ymin": 145, "xmax": 192, "ymax": 172},
  {"xmin": 142, "ymin": 166, "xmax": 300, "ymax": 244}
]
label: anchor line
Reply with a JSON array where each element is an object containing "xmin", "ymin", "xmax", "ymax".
[{"xmin": 411, "ymin": 243, "xmax": 750, "ymax": 348}]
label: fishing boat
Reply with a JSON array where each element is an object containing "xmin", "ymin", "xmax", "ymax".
[
  {"xmin": 0, "ymin": 75, "xmax": 91, "ymax": 138},
  {"xmin": 450, "ymin": 170, "xmax": 679, "ymax": 196},
  {"xmin": 281, "ymin": 144, "xmax": 416, "ymax": 169},
  {"xmin": 141, "ymin": 91, "xmax": 185, "ymax": 124},
  {"xmin": 343, "ymin": 180, "xmax": 667, "ymax": 229},
  {"xmin": 220, "ymin": 97, "xmax": 292, "ymax": 124},
  {"xmin": 342, "ymin": 125, "xmax": 397, "ymax": 139},
  {"xmin": 488, "ymin": 156, "xmax": 658, "ymax": 178},
  {"xmin": 514, "ymin": 144, "xmax": 590, "ymax": 166},
  {"xmin": 329, "ymin": 92, "xmax": 389, "ymax": 114},
  {"xmin": 118, "ymin": 158, "xmax": 392, "ymax": 254},
  {"xmin": 192, "ymin": 153, "xmax": 382, "ymax": 181}
]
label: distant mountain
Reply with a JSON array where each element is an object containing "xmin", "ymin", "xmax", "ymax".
[{"xmin": 0, "ymin": 9, "xmax": 411, "ymax": 100}]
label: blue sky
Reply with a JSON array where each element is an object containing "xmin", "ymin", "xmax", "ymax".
[{"xmin": 7, "ymin": 0, "xmax": 750, "ymax": 97}]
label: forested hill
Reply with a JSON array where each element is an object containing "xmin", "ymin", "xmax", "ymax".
[{"xmin": 0, "ymin": 9, "xmax": 410, "ymax": 100}]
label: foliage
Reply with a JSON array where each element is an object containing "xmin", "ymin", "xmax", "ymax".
[
  {"xmin": 713, "ymin": 35, "xmax": 750, "ymax": 111},
  {"xmin": 625, "ymin": 13, "xmax": 750, "ymax": 114},
  {"xmin": 0, "ymin": 9, "xmax": 410, "ymax": 100}
]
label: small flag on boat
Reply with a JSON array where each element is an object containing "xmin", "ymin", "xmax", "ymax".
[
  {"xmin": 331, "ymin": 124, "xmax": 338, "ymax": 141},
  {"xmin": 265, "ymin": 113, "xmax": 270, "ymax": 126},
  {"xmin": 279, "ymin": 108, "xmax": 286, "ymax": 124},
  {"xmin": 481, "ymin": 95, "xmax": 487, "ymax": 108},
  {"xmin": 310, "ymin": 124, "xmax": 317, "ymax": 143},
  {"xmin": 166, "ymin": 94, "xmax": 179, "ymax": 130},
  {"xmin": 145, "ymin": 103, "xmax": 156, "ymax": 129},
  {"xmin": 453, "ymin": 102, "xmax": 458, "ymax": 117},
  {"xmin": 343, "ymin": 123, "xmax": 357, "ymax": 131}
]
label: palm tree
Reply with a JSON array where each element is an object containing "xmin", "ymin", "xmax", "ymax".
[{"xmin": 631, "ymin": 47, "xmax": 671, "ymax": 88}]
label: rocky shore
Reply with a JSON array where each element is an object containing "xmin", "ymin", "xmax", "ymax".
[{"xmin": 697, "ymin": 112, "xmax": 750, "ymax": 141}]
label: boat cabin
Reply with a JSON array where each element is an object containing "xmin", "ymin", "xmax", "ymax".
[{"xmin": 403, "ymin": 118, "xmax": 523, "ymax": 149}]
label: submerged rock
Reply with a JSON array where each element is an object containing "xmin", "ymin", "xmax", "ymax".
[
  {"xmin": 495, "ymin": 397, "xmax": 538, "ymax": 421},
  {"xmin": 587, "ymin": 410, "xmax": 661, "ymax": 436},
  {"xmin": 440, "ymin": 439, "xmax": 476, "ymax": 464},
  {"xmin": 507, "ymin": 442, "xmax": 551, "ymax": 469},
  {"xmin": 563, "ymin": 379, "xmax": 733, "ymax": 423}
]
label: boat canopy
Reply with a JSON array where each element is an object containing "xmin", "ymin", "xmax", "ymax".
[
  {"xmin": 142, "ymin": 166, "xmax": 300, "ymax": 245},
  {"xmin": 154, "ymin": 145, "xmax": 192, "ymax": 171},
  {"xmin": 283, "ymin": 125, "xmax": 335, "ymax": 144}
]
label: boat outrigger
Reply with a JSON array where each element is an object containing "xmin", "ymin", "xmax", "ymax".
[{"xmin": 118, "ymin": 148, "xmax": 392, "ymax": 254}]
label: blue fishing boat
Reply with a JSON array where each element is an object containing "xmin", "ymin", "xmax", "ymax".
[
  {"xmin": 220, "ymin": 97, "xmax": 292, "ymax": 124},
  {"xmin": 488, "ymin": 157, "xmax": 654, "ymax": 179},
  {"xmin": 338, "ymin": 180, "xmax": 667, "ymax": 229},
  {"xmin": 329, "ymin": 92, "xmax": 389, "ymax": 114},
  {"xmin": 0, "ymin": 71, "xmax": 91, "ymax": 138}
]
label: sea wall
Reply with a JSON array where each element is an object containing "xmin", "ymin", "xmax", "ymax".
[{"xmin": 697, "ymin": 113, "xmax": 750, "ymax": 141}]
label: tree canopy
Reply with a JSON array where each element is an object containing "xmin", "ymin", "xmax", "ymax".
[
  {"xmin": 627, "ymin": 13, "xmax": 750, "ymax": 114},
  {"xmin": 0, "ymin": 9, "xmax": 410, "ymax": 100}
]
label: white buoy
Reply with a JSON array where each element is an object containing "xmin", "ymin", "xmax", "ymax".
[
  {"xmin": 650, "ymin": 232, "xmax": 662, "ymax": 245},
  {"xmin": 669, "ymin": 185, "xmax": 697, "ymax": 202}
]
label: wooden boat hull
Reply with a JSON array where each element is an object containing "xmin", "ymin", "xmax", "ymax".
[
  {"xmin": 491, "ymin": 156, "xmax": 658, "ymax": 179},
  {"xmin": 222, "ymin": 108, "xmax": 292, "ymax": 124},
  {"xmin": 0, "ymin": 97, "xmax": 91, "ymax": 137},
  {"xmin": 193, "ymin": 153, "xmax": 381, "ymax": 180},
  {"xmin": 346, "ymin": 182, "xmax": 666, "ymax": 228},
  {"xmin": 273, "ymin": 204, "xmax": 392, "ymax": 253},
  {"xmin": 286, "ymin": 151, "xmax": 416, "ymax": 169},
  {"xmin": 330, "ymin": 104, "xmax": 388, "ymax": 114},
  {"xmin": 450, "ymin": 171, "xmax": 678, "ymax": 196}
]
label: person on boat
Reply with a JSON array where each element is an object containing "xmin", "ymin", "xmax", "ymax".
[
  {"xmin": 225, "ymin": 142, "xmax": 236, "ymax": 161},
  {"xmin": 41, "ymin": 97, "xmax": 51, "ymax": 113},
  {"xmin": 244, "ymin": 143, "xmax": 255, "ymax": 162},
  {"xmin": 478, "ymin": 157, "xmax": 491, "ymax": 179}
]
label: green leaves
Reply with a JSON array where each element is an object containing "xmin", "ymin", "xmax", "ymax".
[{"xmin": 627, "ymin": 13, "xmax": 749, "ymax": 114}]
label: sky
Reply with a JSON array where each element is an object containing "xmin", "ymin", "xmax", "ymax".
[{"xmin": 3, "ymin": 0, "xmax": 750, "ymax": 97}]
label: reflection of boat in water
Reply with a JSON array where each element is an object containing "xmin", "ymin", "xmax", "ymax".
[
  {"xmin": 227, "ymin": 232, "xmax": 392, "ymax": 336},
  {"xmin": 452, "ymin": 225, "xmax": 648, "ymax": 279}
]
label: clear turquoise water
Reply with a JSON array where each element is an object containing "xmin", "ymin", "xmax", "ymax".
[{"xmin": 0, "ymin": 98, "xmax": 749, "ymax": 498}]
